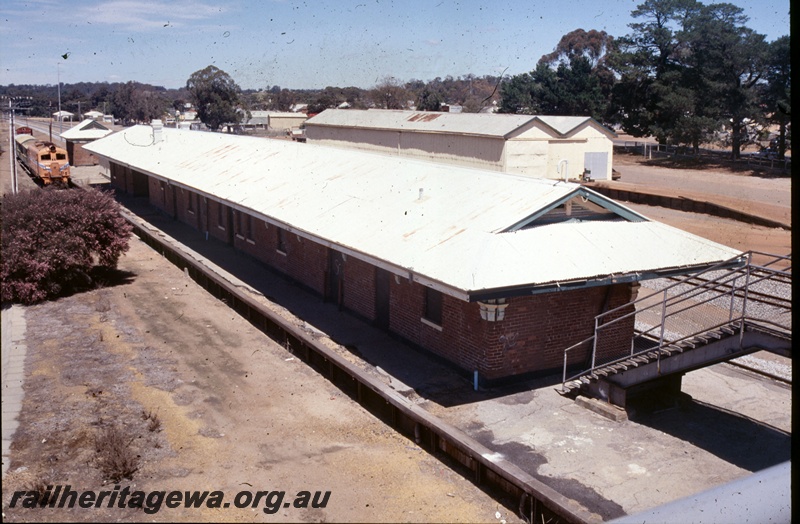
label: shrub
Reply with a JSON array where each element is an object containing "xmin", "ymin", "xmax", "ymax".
[
  {"xmin": 1, "ymin": 188, "xmax": 133, "ymax": 304},
  {"xmin": 94, "ymin": 425, "xmax": 139, "ymax": 482}
]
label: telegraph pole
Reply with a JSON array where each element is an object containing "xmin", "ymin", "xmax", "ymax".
[
  {"xmin": 57, "ymin": 62, "xmax": 63, "ymax": 135},
  {"xmin": 3, "ymin": 96, "xmax": 33, "ymax": 194}
]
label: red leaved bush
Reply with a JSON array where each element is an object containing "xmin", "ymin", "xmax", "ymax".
[{"xmin": 1, "ymin": 188, "xmax": 133, "ymax": 304}]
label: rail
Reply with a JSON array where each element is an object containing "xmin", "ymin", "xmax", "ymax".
[{"xmin": 561, "ymin": 251, "xmax": 791, "ymax": 392}]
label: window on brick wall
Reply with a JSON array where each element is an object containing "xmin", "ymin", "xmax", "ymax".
[
  {"xmin": 423, "ymin": 287, "xmax": 443, "ymax": 326},
  {"xmin": 276, "ymin": 227, "xmax": 287, "ymax": 253},
  {"xmin": 217, "ymin": 202, "xmax": 225, "ymax": 229},
  {"xmin": 244, "ymin": 214, "xmax": 253, "ymax": 242},
  {"xmin": 187, "ymin": 191, "xmax": 194, "ymax": 213}
]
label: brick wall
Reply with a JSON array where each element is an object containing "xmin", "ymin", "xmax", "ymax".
[
  {"xmin": 207, "ymin": 199, "xmax": 230, "ymax": 243},
  {"xmin": 342, "ymin": 256, "xmax": 376, "ymax": 321},
  {"xmin": 386, "ymin": 279, "xmax": 636, "ymax": 383},
  {"xmin": 67, "ymin": 141, "xmax": 101, "ymax": 166}
]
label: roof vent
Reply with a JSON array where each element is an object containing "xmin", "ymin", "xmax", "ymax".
[{"xmin": 151, "ymin": 119, "xmax": 163, "ymax": 144}]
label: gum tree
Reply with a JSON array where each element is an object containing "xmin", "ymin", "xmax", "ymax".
[{"xmin": 186, "ymin": 65, "xmax": 243, "ymax": 131}]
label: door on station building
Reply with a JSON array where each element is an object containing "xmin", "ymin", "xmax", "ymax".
[
  {"xmin": 131, "ymin": 170, "xmax": 150, "ymax": 197},
  {"xmin": 584, "ymin": 152, "xmax": 608, "ymax": 180},
  {"xmin": 327, "ymin": 249, "xmax": 345, "ymax": 305},
  {"xmin": 226, "ymin": 207, "xmax": 235, "ymax": 245},
  {"xmin": 375, "ymin": 268, "xmax": 390, "ymax": 330}
]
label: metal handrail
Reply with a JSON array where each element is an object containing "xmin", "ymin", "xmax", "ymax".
[{"xmin": 561, "ymin": 251, "xmax": 792, "ymax": 392}]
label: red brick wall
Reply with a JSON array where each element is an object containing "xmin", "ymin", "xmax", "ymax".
[
  {"xmin": 175, "ymin": 188, "xmax": 202, "ymax": 231},
  {"xmin": 206, "ymin": 199, "xmax": 230, "ymax": 243},
  {"xmin": 477, "ymin": 284, "xmax": 637, "ymax": 381},
  {"xmin": 286, "ymin": 234, "xmax": 327, "ymax": 295},
  {"xmin": 109, "ymin": 162, "xmax": 130, "ymax": 193},
  {"xmin": 149, "ymin": 178, "xmax": 167, "ymax": 212},
  {"xmin": 232, "ymin": 220, "xmax": 327, "ymax": 296},
  {"xmin": 67, "ymin": 141, "xmax": 101, "ymax": 166},
  {"xmin": 342, "ymin": 256, "xmax": 376, "ymax": 321},
  {"xmin": 386, "ymin": 279, "xmax": 636, "ymax": 382}
]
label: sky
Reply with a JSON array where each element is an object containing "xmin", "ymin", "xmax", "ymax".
[{"xmin": 0, "ymin": 0, "xmax": 791, "ymax": 91}]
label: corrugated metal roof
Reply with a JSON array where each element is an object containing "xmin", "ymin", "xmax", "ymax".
[
  {"xmin": 85, "ymin": 126, "xmax": 741, "ymax": 299},
  {"xmin": 305, "ymin": 109, "xmax": 616, "ymax": 139}
]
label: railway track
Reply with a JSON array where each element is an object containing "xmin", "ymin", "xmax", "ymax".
[
  {"xmin": 726, "ymin": 359, "xmax": 792, "ymax": 387},
  {"xmin": 666, "ymin": 271, "xmax": 791, "ymax": 310}
]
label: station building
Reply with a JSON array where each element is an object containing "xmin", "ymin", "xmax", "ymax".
[
  {"xmin": 60, "ymin": 119, "xmax": 113, "ymax": 166},
  {"xmin": 304, "ymin": 109, "xmax": 616, "ymax": 181},
  {"xmin": 85, "ymin": 123, "xmax": 742, "ymax": 385}
]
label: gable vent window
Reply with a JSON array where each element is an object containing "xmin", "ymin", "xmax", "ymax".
[
  {"xmin": 502, "ymin": 190, "xmax": 646, "ymax": 233},
  {"xmin": 522, "ymin": 199, "xmax": 623, "ymax": 229}
]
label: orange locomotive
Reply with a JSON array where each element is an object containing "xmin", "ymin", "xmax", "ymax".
[{"xmin": 14, "ymin": 129, "xmax": 71, "ymax": 185}]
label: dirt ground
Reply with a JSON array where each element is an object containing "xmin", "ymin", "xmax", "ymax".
[
  {"xmin": 0, "ymin": 121, "xmax": 792, "ymax": 523},
  {"xmin": 1, "ymin": 234, "xmax": 519, "ymax": 523}
]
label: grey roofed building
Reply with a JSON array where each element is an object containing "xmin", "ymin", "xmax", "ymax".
[
  {"xmin": 85, "ymin": 124, "xmax": 739, "ymax": 299},
  {"xmin": 304, "ymin": 109, "xmax": 617, "ymax": 181}
]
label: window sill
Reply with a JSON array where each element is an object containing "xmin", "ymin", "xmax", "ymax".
[
  {"xmin": 235, "ymin": 234, "xmax": 244, "ymax": 240},
  {"xmin": 246, "ymin": 238, "xmax": 255, "ymax": 245},
  {"xmin": 276, "ymin": 249, "xmax": 287, "ymax": 257},
  {"xmin": 420, "ymin": 317, "xmax": 443, "ymax": 331}
]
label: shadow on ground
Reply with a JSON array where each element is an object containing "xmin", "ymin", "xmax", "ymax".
[{"xmin": 629, "ymin": 395, "xmax": 791, "ymax": 472}]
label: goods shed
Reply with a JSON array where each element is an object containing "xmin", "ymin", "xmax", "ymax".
[
  {"xmin": 59, "ymin": 119, "xmax": 113, "ymax": 166},
  {"xmin": 239, "ymin": 110, "xmax": 307, "ymax": 131},
  {"xmin": 85, "ymin": 123, "xmax": 742, "ymax": 385},
  {"xmin": 304, "ymin": 109, "xmax": 616, "ymax": 180}
]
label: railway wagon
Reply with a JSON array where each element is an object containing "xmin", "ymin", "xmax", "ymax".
[{"xmin": 14, "ymin": 134, "xmax": 71, "ymax": 185}]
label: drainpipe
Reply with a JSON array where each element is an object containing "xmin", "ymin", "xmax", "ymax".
[{"xmin": 558, "ymin": 159, "xmax": 568, "ymax": 182}]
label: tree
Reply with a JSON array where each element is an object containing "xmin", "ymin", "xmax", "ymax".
[
  {"xmin": 499, "ymin": 33, "xmax": 614, "ymax": 122},
  {"xmin": 539, "ymin": 29, "xmax": 616, "ymax": 69},
  {"xmin": 498, "ymin": 72, "xmax": 535, "ymax": 114},
  {"xmin": 611, "ymin": 0, "xmax": 770, "ymax": 156},
  {"xmin": 416, "ymin": 87, "xmax": 442, "ymax": 111},
  {"xmin": 186, "ymin": 65, "xmax": 242, "ymax": 131},
  {"xmin": 761, "ymin": 35, "xmax": 791, "ymax": 158},
  {"xmin": 369, "ymin": 76, "xmax": 409, "ymax": 109},
  {"xmin": 1, "ymin": 189, "xmax": 133, "ymax": 304},
  {"xmin": 112, "ymin": 81, "xmax": 168, "ymax": 125},
  {"xmin": 684, "ymin": 3, "xmax": 768, "ymax": 158}
]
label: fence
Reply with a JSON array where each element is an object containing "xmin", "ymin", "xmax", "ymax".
[{"xmin": 614, "ymin": 142, "xmax": 791, "ymax": 172}]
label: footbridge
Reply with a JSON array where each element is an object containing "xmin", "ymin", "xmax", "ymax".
[{"xmin": 560, "ymin": 251, "xmax": 791, "ymax": 408}]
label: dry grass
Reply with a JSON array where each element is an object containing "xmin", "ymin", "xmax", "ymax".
[{"xmin": 94, "ymin": 425, "xmax": 140, "ymax": 482}]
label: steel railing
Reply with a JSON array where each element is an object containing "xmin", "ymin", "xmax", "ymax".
[{"xmin": 561, "ymin": 251, "xmax": 791, "ymax": 392}]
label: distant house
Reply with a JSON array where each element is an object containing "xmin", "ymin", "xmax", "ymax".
[
  {"xmin": 84, "ymin": 110, "xmax": 104, "ymax": 120},
  {"xmin": 234, "ymin": 111, "xmax": 308, "ymax": 133},
  {"xmin": 52, "ymin": 110, "xmax": 74, "ymax": 122},
  {"xmin": 60, "ymin": 119, "xmax": 113, "ymax": 166},
  {"xmin": 304, "ymin": 109, "xmax": 616, "ymax": 180}
]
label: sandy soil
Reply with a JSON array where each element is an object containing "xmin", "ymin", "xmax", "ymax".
[{"xmin": 1, "ymin": 235, "xmax": 519, "ymax": 523}]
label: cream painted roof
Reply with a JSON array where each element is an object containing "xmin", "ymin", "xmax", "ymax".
[
  {"xmin": 85, "ymin": 125, "xmax": 741, "ymax": 300},
  {"xmin": 305, "ymin": 109, "xmax": 616, "ymax": 139}
]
